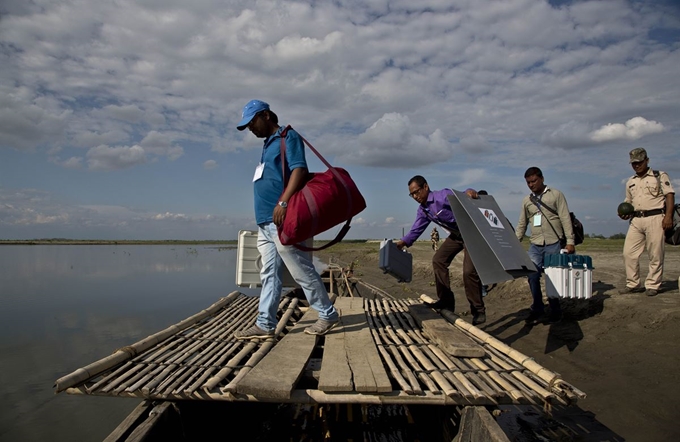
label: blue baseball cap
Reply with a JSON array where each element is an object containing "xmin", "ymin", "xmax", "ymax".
[{"xmin": 236, "ymin": 99, "xmax": 270, "ymax": 131}]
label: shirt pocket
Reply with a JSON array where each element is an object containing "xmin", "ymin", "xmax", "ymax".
[{"xmin": 645, "ymin": 181, "xmax": 661, "ymax": 196}]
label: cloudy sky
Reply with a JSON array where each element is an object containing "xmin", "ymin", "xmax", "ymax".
[{"xmin": 1, "ymin": 0, "xmax": 679, "ymax": 241}]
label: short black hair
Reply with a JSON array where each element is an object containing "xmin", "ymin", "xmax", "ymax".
[
  {"xmin": 408, "ymin": 175, "xmax": 427, "ymax": 187},
  {"xmin": 478, "ymin": 190, "xmax": 488, "ymax": 195},
  {"xmin": 263, "ymin": 109, "xmax": 278, "ymax": 125},
  {"xmin": 524, "ymin": 167, "xmax": 543, "ymax": 178}
]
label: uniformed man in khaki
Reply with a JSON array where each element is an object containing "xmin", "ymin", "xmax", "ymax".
[{"xmin": 618, "ymin": 148, "xmax": 675, "ymax": 296}]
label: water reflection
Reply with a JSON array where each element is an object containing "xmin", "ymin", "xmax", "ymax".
[{"xmin": 0, "ymin": 245, "xmax": 258, "ymax": 442}]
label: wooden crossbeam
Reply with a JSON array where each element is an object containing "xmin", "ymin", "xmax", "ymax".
[{"xmin": 236, "ymin": 309, "xmax": 319, "ymax": 399}]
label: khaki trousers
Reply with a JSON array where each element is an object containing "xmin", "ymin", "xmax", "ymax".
[{"xmin": 623, "ymin": 215, "xmax": 666, "ymax": 290}]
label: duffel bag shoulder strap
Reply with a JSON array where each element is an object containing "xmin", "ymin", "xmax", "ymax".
[{"xmin": 279, "ymin": 125, "xmax": 353, "ymax": 252}]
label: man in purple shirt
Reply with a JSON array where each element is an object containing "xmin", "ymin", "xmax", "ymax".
[{"xmin": 396, "ymin": 175, "xmax": 486, "ymax": 325}]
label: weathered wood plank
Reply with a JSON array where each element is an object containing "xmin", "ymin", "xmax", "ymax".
[
  {"xmin": 453, "ymin": 406, "xmax": 511, "ymax": 442},
  {"xmin": 318, "ymin": 298, "xmax": 353, "ymax": 392},
  {"xmin": 332, "ymin": 297, "xmax": 392, "ymax": 393},
  {"xmin": 103, "ymin": 400, "xmax": 154, "ymax": 442},
  {"xmin": 236, "ymin": 309, "xmax": 319, "ymax": 399},
  {"xmin": 408, "ymin": 304, "xmax": 485, "ymax": 358}
]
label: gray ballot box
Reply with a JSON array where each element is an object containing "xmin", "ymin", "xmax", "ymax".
[
  {"xmin": 447, "ymin": 190, "xmax": 537, "ymax": 286},
  {"xmin": 379, "ymin": 239, "xmax": 413, "ymax": 282}
]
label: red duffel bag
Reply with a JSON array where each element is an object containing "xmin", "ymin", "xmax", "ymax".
[{"xmin": 278, "ymin": 126, "xmax": 366, "ymax": 251}]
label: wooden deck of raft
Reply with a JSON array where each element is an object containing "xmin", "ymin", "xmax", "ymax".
[{"xmin": 54, "ymin": 274, "xmax": 585, "ymax": 408}]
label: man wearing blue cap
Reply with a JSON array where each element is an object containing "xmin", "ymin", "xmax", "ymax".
[{"xmin": 234, "ymin": 100, "xmax": 339, "ymax": 339}]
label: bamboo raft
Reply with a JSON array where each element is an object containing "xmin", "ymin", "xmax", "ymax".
[{"xmin": 54, "ymin": 267, "xmax": 585, "ymax": 409}]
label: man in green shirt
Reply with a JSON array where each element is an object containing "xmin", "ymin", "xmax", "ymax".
[{"xmin": 516, "ymin": 167, "xmax": 575, "ymax": 324}]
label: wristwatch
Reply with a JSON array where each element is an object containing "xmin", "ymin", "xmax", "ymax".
[{"xmin": 278, "ymin": 201, "xmax": 288, "ymax": 208}]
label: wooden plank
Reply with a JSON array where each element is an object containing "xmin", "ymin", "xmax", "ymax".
[
  {"xmin": 318, "ymin": 298, "xmax": 353, "ymax": 392},
  {"xmin": 408, "ymin": 304, "xmax": 485, "ymax": 358},
  {"xmin": 103, "ymin": 400, "xmax": 154, "ymax": 442},
  {"xmin": 453, "ymin": 406, "xmax": 511, "ymax": 442},
  {"xmin": 126, "ymin": 401, "xmax": 180, "ymax": 442},
  {"xmin": 236, "ymin": 309, "xmax": 320, "ymax": 399},
  {"xmin": 332, "ymin": 297, "xmax": 392, "ymax": 393}
]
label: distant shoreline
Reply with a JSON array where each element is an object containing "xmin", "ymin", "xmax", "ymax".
[
  {"xmin": 0, "ymin": 238, "xmax": 376, "ymax": 246},
  {"xmin": 0, "ymin": 239, "xmax": 238, "ymax": 245}
]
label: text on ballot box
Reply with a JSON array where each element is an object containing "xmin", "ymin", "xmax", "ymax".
[{"xmin": 447, "ymin": 190, "xmax": 537, "ymax": 286}]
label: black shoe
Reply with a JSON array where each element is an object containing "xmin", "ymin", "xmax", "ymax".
[
  {"xmin": 472, "ymin": 313, "xmax": 486, "ymax": 325},
  {"xmin": 547, "ymin": 312, "xmax": 563, "ymax": 324},
  {"xmin": 645, "ymin": 289, "xmax": 658, "ymax": 297},
  {"xmin": 525, "ymin": 310, "xmax": 544, "ymax": 325},
  {"xmin": 424, "ymin": 299, "xmax": 455, "ymax": 310}
]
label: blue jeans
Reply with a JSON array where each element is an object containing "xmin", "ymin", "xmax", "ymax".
[
  {"xmin": 256, "ymin": 223, "xmax": 338, "ymax": 331},
  {"xmin": 527, "ymin": 241, "xmax": 562, "ymax": 315}
]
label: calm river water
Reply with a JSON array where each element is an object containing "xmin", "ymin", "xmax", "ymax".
[{"xmin": 0, "ymin": 244, "xmax": 269, "ymax": 442}]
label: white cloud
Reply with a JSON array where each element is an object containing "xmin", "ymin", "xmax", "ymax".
[
  {"xmin": 52, "ymin": 156, "xmax": 84, "ymax": 169},
  {"xmin": 203, "ymin": 159, "xmax": 218, "ymax": 170},
  {"xmin": 0, "ymin": 87, "xmax": 71, "ymax": 151},
  {"xmin": 86, "ymin": 145, "xmax": 146, "ymax": 170},
  {"xmin": 347, "ymin": 113, "xmax": 452, "ymax": 168},
  {"xmin": 1, "ymin": 0, "xmax": 680, "ymax": 240},
  {"xmin": 139, "ymin": 131, "xmax": 184, "ymax": 160},
  {"xmin": 589, "ymin": 117, "xmax": 666, "ymax": 142}
]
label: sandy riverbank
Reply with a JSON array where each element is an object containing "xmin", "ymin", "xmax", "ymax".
[{"xmin": 316, "ymin": 240, "xmax": 680, "ymax": 442}]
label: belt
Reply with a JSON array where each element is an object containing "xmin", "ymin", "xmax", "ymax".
[{"xmin": 633, "ymin": 208, "xmax": 664, "ymax": 217}]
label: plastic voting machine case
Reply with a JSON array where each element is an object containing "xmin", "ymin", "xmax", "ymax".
[
  {"xmin": 447, "ymin": 190, "xmax": 537, "ymax": 286},
  {"xmin": 236, "ymin": 230, "xmax": 311, "ymax": 288},
  {"xmin": 379, "ymin": 239, "xmax": 412, "ymax": 283},
  {"xmin": 544, "ymin": 254, "xmax": 593, "ymax": 300}
]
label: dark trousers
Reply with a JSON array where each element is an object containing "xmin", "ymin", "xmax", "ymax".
[
  {"xmin": 432, "ymin": 236, "xmax": 485, "ymax": 314},
  {"xmin": 527, "ymin": 241, "xmax": 562, "ymax": 315}
]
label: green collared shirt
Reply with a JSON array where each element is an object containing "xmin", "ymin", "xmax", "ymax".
[{"xmin": 516, "ymin": 187, "xmax": 575, "ymax": 246}]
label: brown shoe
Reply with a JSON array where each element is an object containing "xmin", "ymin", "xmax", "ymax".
[
  {"xmin": 618, "ymin": 286, "xmax": 644, "ymax": 294},
  {"xmin": 645, "ymin": 289, "xmax": 658, "ymax": 297}
]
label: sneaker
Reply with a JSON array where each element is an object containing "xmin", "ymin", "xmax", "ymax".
[
  {"xmin": 424, "ymin": 299, "xmax": 455, "ymax": 310},
  {"xmin": 234, "ymin": 324, "xmax": 274, "ymax": 340},
  {"xmin": 525, "ymin": 310, "xmax": 544, "ymax": 325},
  {"xmin": 304, "ymin": 318, "xmax": 339, "ymax": 336},
  {"xmin": 645, "ymin": 289, "xmax": 658, "ymax": 297},
  {"xmin": 472, "ymin": 313, "xmax": 486, "ymax": 325},
  {"xmin": 618, "ymin": 286, "xmax": 644, "ymax": 294}
]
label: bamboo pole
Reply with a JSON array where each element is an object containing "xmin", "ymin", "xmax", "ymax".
[
  {"xmin": 365, "ymin": 301, "xmax": 422, "ymax": 394},
  {"xmin": 203, "ymin": 298, "xmax": 299, "ymax": 392},
  {"xmin": 369, "ymin": 299, "xmax": 431, "ymax": 392},
  {"xmin": 377, "ymin": 299, "xmax": 460, "ymax": 398},
  {"xmin": 220, "ymin": 299, "xmax": 299, "ymax": 393},
  {"xmin": 54, "ymin": 291, "xmax": 242, "ymax": 393},
  {"xmin": 365, "ymin": 306, "xmax": 414, "ymax": 393},
  {"xmin": 418, "ymin": 294, "xmax": 566, "ymax": 388}
]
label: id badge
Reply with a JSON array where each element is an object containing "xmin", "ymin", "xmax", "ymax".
[
  {"xmin": 533, "ymin": 214, "xmax": 542, "ymax": 227},
  {"xmin": 253, "ymin": 162, "xmax": 264, "ymax": 182}
]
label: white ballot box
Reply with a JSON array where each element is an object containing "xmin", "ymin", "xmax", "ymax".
[
  {"xmin": 236, "ymin": 230, "xmax": 309, "ymax": 288},
  {"xmin": 379, "ymin": 239, "xmax": 413, "ymax": 283},
  {"xmin": 544, "ymin": 254, "xmax": 593, "ymax": 299}
]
